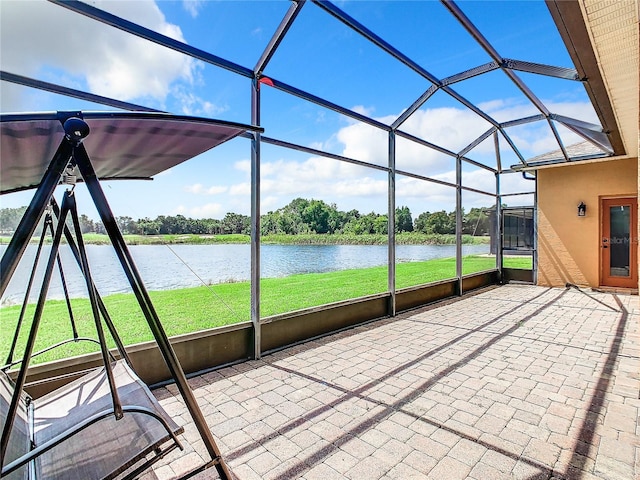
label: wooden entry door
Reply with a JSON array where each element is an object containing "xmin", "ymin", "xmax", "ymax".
[{"xmin": 601, "ymin": 197, "xmax": 638, "ymax": 288}]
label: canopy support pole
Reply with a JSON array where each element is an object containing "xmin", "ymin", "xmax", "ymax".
[{"xmin": 73, "ymin": 143, "xmax": 232, "ymax": 480}]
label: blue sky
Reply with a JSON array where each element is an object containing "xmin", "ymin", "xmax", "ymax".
[{"xmin": 0, "ymin": 0, "xmax": 598, "ymax": 221}]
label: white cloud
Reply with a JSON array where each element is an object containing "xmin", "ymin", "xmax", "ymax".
[
  {"xmin": 261, "ymin": 196, "xmax": 280, "ymax": 211},
  {"xmin": 477, "ymin": 99, "xmax": 508, "ymax": 112},
  {"xmin": 234, "ymin": 160, "xmax": 251, "ymax": 174},
  {"xmin": 332, "ymin": 177, "xmax": 387, "ymax": 198},
  {"xmin": 174, "ymin": 202, "xmax": 224, "ymax": 218},
  {"xmin": 392, "ymin": 167, "xmax": 534, "ymax": 211},
  {"xmin": 215, "ymin": 97, "xmax": 553, "ymax": 214},
  {"xmin": 337, "ymin": 122, "xmax": 389, "ymax": 166},
  {"xmin": 228, "ymin": 156, "xmax": 389, "ymax": 213},
  {"xmin": 336, "ymin": 107, "xmax": 498, "ymax": 172},
  {"xmin": 182, "ymin": 0, "xmax": 205, "ymax": 18},
  {"xmin": 214, "ymin": 151, "xmax": 535, "ymax": 215},
  {"xmin": 219, "ymin": 97, "xmax": 579, "ymax": 214},
  {"xmin": 396, "ymin": 176, "xmax": 456, "ymax": 209},
  {"xmin": 478, "ymin": 98, "xmax": 539, "ymax": 122},
  {"xmin": 351, "ymin": 105, "xmax": 375, "ymax": 117},
  {"xmin": 206, "ymin": 185, "xmax": 228, "ymax": 195},
  {"xmin": 1, "ymin": 82, "xmax": 43, "ymax": 113},
  {"xmin": 185, "ymin": 184, "xmax": 227, "ymax": 195},
  {"xmin": 545, "ymin": 100, "xmax": 600, "ymax": 124},
  {"xmin": 185, "ymin": 183, "xmax": 205, "ymax": 194},
  {"xmin": 334, "ymin": 99, "xmax": 601, "ymax": 174},
  {"xmin": 404, "ymin": 108, "xmax": 495, "ymax": 153},
  {"xmin": 0, "ymin": 0, "xmax": 196, "ymax": 103},
  {"xmin": 229, "ymin": 183, "xmax": 251, "ymax": 196},
  {"xmin": 494, "ymin": 99, "xmax": 598, "ymax": 157},
  {"xmin": 174, "ymin": 87, "xmax": 229, "ymax": 117}
]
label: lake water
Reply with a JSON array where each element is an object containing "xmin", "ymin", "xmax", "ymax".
[{"xmin": 0, "ymin": 243, "xmax": 489, "ymax": 305}]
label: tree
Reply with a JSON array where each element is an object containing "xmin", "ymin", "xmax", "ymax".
[
  {"xmin": 3, "ymin": 201, "xmax": 501, "ymax": 240},
  {"xmin": 373, "ymin": 214, "xmax": 388, "ymax": 234},
  {"xmin": 343, "ymin": 212, "xmax": 386, "ymax": 235},
  {"xmin": 78, "ymin": 214, "xmax": 95, "ymax": 234},
  {"xmin": 448, "ymin": 210, "xmax": 457, "ymax": 234},
  {"xmin": 94, "ymin": 221, "xmax": 106, "ymax": 234},
  {"xmin": 116, "ymin": 216, "xmax": 139, "ymax": 234},
  {"xmin": 203, "ymin": 218, "xmax": 223, "ymax": 234},
  {"xmin": 222, "ymin": 212, "xmax": 250, "ymax": 234},
  {"xmin": 395, "ymin": 206, "xmax": 413, "ymax": 233},
  {"xmin": 261, "ymin": 211, "xmax": 279, "ymax": 235},
  {"xmin": 277, "ymin": 212, "xmax": 299, "ymax": 234},
  {"xmin": 190, "ymin": 219, "xmax": 208, "ymax": 234},
  {"xmin": 138, "ymin": 218, "xmax": 160, "ymax": 235},
  {"xmin": 285, "ymin": 198, "xmax": 309, "ymax": 218},
  {"xmin": 327, "ymin": 206, "xmax": 346, "ymax": 234},
  {"xmin": 171, "ymin": 215, "xmax": 188, "ymax": 234},
  {"xmin": 463, "ymin": 208, "xmax": 490, "ymax": 236},
  {"xmin": 416, "ymin": 210, "xmax": 455, "ymax": 234},
  {"xmin": 302, "ymin": 199, "xmax": 331, "ymax": 234},
  {"xmin": 414, "ymin": 211, "xmax": 430, "ymax": 233},
  {"xmin": 0, "ymin": 206, "xmax": 27, "ymax": 234}
]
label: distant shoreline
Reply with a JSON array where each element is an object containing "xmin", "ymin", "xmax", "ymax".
[{"xmin": 0, "ymin": 232, "xmax": 489, "ymax": 246}]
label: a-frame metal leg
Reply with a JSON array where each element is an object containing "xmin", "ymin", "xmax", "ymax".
[
  {"xmin": 49, "ymin": 197, "xmax": 132, "ymax": 366},
  {"xmin": 73, "ymin": 144, "xmax": 232, "ymax": 479},
  {"xmin": 64, "ymin": 190, "xmax": 124, "ymax": 418},
  {"xmin": 1, "ymin": 132, "xmax": 78, "ymax": 467},
  {"xmin": 1, "ymin": 190, "xmax": 75, "ymax": 466},
  {"xmin": 4, "ymin": 214, "xmax": 52, "ymax": 366}
]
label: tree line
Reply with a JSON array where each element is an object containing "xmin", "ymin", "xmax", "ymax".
[{"xmin": 0, "ymin": 198, "xmax": 493, "ymax": 237}]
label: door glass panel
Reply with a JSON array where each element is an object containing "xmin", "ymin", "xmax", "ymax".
[{"xmin": 609, "ymin": 205, "xmax": 630, "ymax": 277}]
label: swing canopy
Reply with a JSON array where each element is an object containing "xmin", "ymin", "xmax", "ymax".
[{"xmin": 0, "ymin": 111, "xmax": 262, "ymax": 195}]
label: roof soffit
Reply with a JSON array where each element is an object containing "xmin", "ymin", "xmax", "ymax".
[{"xmin": 546, "ymin": 0, "xmax": 638, "ymax": 158}]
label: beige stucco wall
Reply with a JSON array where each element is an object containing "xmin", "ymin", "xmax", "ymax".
[{"xmin": 537, "ymin": 157, "xmax": 638, "ymax": 288}]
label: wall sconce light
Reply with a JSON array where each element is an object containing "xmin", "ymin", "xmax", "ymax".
[{"xmin": 577, "ymin": 202, "xmax": 586, "ymax": 217}]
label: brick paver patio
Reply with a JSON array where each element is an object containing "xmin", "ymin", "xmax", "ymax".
[{"xmin": 146, "ymin": 284, "xmax": 639, "ymax": 480}]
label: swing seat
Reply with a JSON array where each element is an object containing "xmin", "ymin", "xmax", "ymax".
[{"xmin": 1, "ymin": 360, "xmax": 183, "ymax": 480}]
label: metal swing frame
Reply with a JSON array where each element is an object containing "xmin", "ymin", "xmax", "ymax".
[
  {"xmin": 3, "ymin": 205, "xmax": 104, "ymax": 371},
  {"xmin": 0, "ymin": 114, "xmax": 234, "ymax": 479}
]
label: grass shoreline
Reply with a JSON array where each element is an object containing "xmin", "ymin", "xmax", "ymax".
[
  {"xmin": 0, "ymin": 232, "xmax": 490, "ymax": 246},
  {"xmin": 1, "ymin": 255, "xmax": 531, "ymax": 365}
]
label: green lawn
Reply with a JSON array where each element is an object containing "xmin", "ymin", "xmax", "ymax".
[{"xmin": 0, "ymin": 255, "xmax": 531, "ymax": 365}]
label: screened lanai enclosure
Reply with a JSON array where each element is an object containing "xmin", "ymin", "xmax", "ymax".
[{"xmin": 0, "ymin": 0, "xmax": 620, "ymax": 478}]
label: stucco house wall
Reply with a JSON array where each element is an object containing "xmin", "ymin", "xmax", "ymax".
[{"xmin": 536, "ymin": 157, "xmax": 638, "ymax": 288}]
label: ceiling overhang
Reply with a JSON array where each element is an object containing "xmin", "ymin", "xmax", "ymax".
[{"xmin": 545, "ymin": 0, "xmax": 638, "ymax": 161}]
